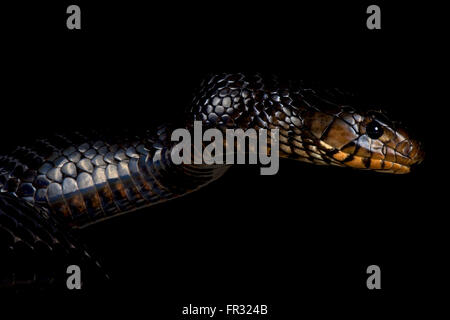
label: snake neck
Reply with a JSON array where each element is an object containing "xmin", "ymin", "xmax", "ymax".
[{"xmin": 0, "ymin": 127, "xmax": 229, "ymax": 229}]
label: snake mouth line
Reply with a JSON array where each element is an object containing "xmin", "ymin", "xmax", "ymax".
[
  {"xmin": 373, "ymin": 160, "xmax": 411, "ymax": 174},
  {"xmin": 330, "ymin": 150, "xmax": 412, "ymax": 174},
  {"xmin": 311, "ymin": 139, "xmax": 418, "ymax": 174}
]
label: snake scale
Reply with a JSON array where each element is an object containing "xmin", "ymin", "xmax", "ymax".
[{"xmin": 0, "ymin": 73, "xmax": 424, "ymax": 291}]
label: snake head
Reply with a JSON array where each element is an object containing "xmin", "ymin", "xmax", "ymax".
[
  {"xmin": 299, "ymin": 107, "xmax": 425, "ymax": 174},
  {"xmin": 190, "ymin": 73, "xmax": 424, "ymax": 174}
]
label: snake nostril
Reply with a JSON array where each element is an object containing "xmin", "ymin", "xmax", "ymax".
[
  {"xmin": 396, "ymin": 140, "xmax": 411, "ymax": 156},
  {"xmin": 409, "ymin": 143, "xmax": 414, "ymax": 155},
  {"xmin": 410, "ymin": 142, "xmax": 425, "ymax": 163}
]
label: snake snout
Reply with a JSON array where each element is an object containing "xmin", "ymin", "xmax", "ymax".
[
  {"xmin": 407, "ymin": 139, "xmax": 425, "ymax": 165},
  {"xmin": 385, "ymin": 136, "xmax": 424, "ymax": 173}
]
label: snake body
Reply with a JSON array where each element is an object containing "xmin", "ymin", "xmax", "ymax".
[{"xmin": 0, "ymin": 73, "xmax": 424, "ymax": 290}]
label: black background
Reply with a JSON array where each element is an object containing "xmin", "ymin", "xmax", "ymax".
[{"xmin": 1, "ymin": 0, "xmax": 447, "ymax": 317}]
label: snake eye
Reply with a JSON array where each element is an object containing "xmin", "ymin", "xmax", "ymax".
[{"xmin": 366, "ymin": 121, "xmax": 384, "ymax": 139}]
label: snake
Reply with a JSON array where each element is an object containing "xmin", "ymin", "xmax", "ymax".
[{"xmin": 0, "ymin": 73, "xmax": 424, "ymax": 291}]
